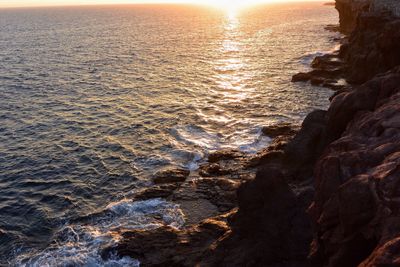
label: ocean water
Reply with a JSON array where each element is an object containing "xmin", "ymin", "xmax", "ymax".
[{"xmin": 0, "ymin": 2, "xmax": 338, "ymax": 265}]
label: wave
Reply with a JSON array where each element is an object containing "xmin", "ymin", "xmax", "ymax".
[{"xmin": 12, "ymin": 199, "xmax": 185, "ymax": 267}]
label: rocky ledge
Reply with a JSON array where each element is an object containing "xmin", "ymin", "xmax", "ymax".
[
  {"xmin": 104, "ymin": 1, "xmax": 400, "ymax": 266},
  {"xmin": 293, "ymin": 0, "xmax": 400, "ymax": 89}
]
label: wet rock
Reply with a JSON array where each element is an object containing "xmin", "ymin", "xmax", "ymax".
[
  {"xmin": 324, "ymin": 24, "xmax": 341, "ymax": 32},
  {"xmin": 261, "ymin": 123, "xmax": 297, "ymax": 138},
  {"xmin": 133, "ymin": 184, "xmax": 178, "ymax": 201},
  {"xmin": 311, "ymin": 54, "xmax": 343, "ymax": 69},
  {"xmin": 207, "ymin": 149, "xmax": 242, "ymax": 163},
  {"xmin": 110, "ymin": 214, "xmax": 231, "ymax": 267},
  {"xmin": 173, "ymin": 177, "xmax": 242, "ymax": 213},
  {"xmin": 292, "ymin": 72, "xmax": 312, "ymax": 82},
  {"xmin": 152, "ymin": 168, "xmax": 190, "ymax": 184},
  {"xmin": 199, "ymin": 163, "xmax": 231, "ymax": 177},
  {"xmin": 292, "ymin": 53, "xmax": 347, "ymax": 90},
  {"xmin": 176, "ymin": 199, "xmax": 220, "ymax": 225}
]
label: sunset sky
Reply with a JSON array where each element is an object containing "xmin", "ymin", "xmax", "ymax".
[{"xmin": 0, "ymin": 0, "xmax": 325, "ymax": 8}]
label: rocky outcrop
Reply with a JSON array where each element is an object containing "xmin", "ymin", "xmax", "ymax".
[
  {"xmin": 104, "ymin": 213, "xmax": 232, "ymax": 267},
  {"xmin": 105, "ymin": 122, "xmax": 324, "ymax": 266},
  {"xmin": 335, "ymin": 0, "xmax": 371, "ymax": 33},
  {"xmin": 370, "ymin": 0, "xmax": 400, "ymax": 17},
  {"xmin": 335, "ymin": 0, "xmax": 400, "ymax": 33},
  {"xmin": 291, "ymin": 50, "xmax": 349, "ymax": 91},
  {"xmin": 199, "ymin": 110, "xmax": 334, "ymax": 266},
  {"xmin": 309, "ymin": 68, "xmax": 400, "ymax": 266},
  {"xmin": 294, "ymin": 0, "xmax": 400, "ymax": 87},
  {"xmin": 152, "ymin": 168, "xmax": 190, "ymax": 184},
  {"xmin": 341, "ymin": 12, "xmax": 400, "ymax": 84}
]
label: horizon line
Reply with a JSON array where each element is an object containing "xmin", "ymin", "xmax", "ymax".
[{"xmin": 0, "ymin": 0, "xmax": 330, "ymax": 9}]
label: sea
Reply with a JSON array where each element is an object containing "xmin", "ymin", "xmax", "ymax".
[{"xmin": 0, "ymin": 2, "xmax": 338, "ymax": 266}]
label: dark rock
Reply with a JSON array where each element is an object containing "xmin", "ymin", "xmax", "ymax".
[
  {"xmin": 292, "ymin": 72, "xmax": 312, "ymax": 82},
  {"xmin": 326, "ymin": 69, "xmax": 400, "ymax": 141},
  {"xmin": 360, "ymin": 237, "xmax": 400, "ymax": 266},
  {"xmin": 199, "ymin": 163, "xmax": 231, "ymax": 177},
  {"xmin": 324, "ymin": 2, "xmax": 336, "ymax": 6},
  {"xmin": 173, "ymin": 177, "xmax": 242, "ymax": 213},
  {"xmin": 152, "ymin": 168, "xmax": 190, "ymax": 184},
  {"xmin": 284, "ymin": 109, "xmax": 328, "ymax": 177},
  {"xmin": 207, "ymin": 150, "xmax": 242, "ymax": 163},
  {"xmin": 111, "ymin": 214, "xmax": 231, "ymax": 267},
  {"xmin": 335, "ymin": 0, "xmax": 370, "ymax": 33},
  {"xmin": 292, "ymin": 52, "xmax": 347, "ymax": 90},
  {"xmin": 324, "ymin": 24, "xmax": 341, "ymax": 32},
  {"xmin": 309, "ymin": 69, "xmax": 400, "ymax": 266},
  {"xmin": 311, "ymin": 54, "xmax": 343, "ymax": 69},
  {"xmin": 246, "ymin": 150, "xmax": 285, "ymax": 168},
  {"xmin": 343, "ymin": 13, "xmax": 400, "ymax": 84},
  {"xmin": 261, "ymin": 123, "xmax": 297, "ymax": 138},
  {"xmin": 202, "ymin": 168, "xmax": 313, "ymax": 267},
  {"xmin": 133, "ymin": 184, "xmax": 178, "ymax": 200}
]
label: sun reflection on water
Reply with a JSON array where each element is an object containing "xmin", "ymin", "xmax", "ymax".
[{"xmin": 212, "ymin": 9, "xmax": 254, "ymax": 103}]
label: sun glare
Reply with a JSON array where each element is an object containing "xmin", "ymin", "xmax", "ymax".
[{"xmin": 200, "ymin": 0, "xmax": 271, "ymax": 11}]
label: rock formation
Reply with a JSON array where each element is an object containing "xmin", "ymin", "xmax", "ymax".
[
  {"xmin": 335, "ymin": 0, "xmax": 370, "ymax": 33},
  {"xmin": 310, "ymin": 68, "xmax": 400, "ymax": 266}
]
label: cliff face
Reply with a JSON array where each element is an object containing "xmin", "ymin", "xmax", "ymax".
[
  {"xmin": 310, "ymin": 68, "xmax": 400, "ymax": 266},
  {"xmin": 335, "ymin": 0, "xmax": 370, "ymax": 32},
  {"xmin": 341, "ymin": 6, "xmax": 400, "ymax": 84},
  {"xmin": 345, "ymin": 16, "xmax": 400, "ymax": 83},
  {"xmin": 336, "ymin": 0, "xmax": 400, "ymax": 33},
  {"xmin": 230, "ymin": 1, "xmax": 400, "ymax": 266},
  {"xmin": 309, "ymin": 1, "xmax": 400, "ymax": 266},
  {"xmin": 370, "ymin": 0, "xmax": 400, "ymax": 17}
]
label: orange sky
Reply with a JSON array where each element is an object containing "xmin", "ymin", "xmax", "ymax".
[{"xmin": 0, "ymin": 0, "xmax": 326, "ymax": 8}]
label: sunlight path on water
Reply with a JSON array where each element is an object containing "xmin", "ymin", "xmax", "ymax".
[{"xmin": 212, "ymin": 9, "xmax": 255, "ymax": 103}]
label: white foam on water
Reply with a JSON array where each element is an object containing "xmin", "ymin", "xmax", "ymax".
[
  {"xmin": 172, "ymin": 123, "xmax": 273, "ymax": 158},
  {"xmin": 13, "ymin": 199, "xmax": 185, "ymax": 267},
  {"xmin": 231, "ymin": 129, "xmax": 272, "ymax": 154},
  {"xmin": 299, "ymin": 51, "xmax": 325, "ymax": 66}
]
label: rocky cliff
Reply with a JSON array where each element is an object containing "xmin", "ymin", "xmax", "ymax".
[
  {"xmin": 335, "ymin": 0, "xmax": 370, "ymax": 32},
  {"xmin": 215, "ymin": 0, "xmax": 400, "ymax": 265},
  {"xmin": 336, "ymin": 0, "xmax": 400, "ymax": 32}
]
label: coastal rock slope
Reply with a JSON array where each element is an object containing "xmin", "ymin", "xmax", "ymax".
[{"xmin": 310, "ymin": 67, "xmax": 400, "ymax": 266}]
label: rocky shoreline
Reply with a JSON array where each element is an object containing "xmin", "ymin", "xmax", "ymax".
[{"xmin": 103, "ymin": 1, "xmax": 400, "ymax": 266}]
